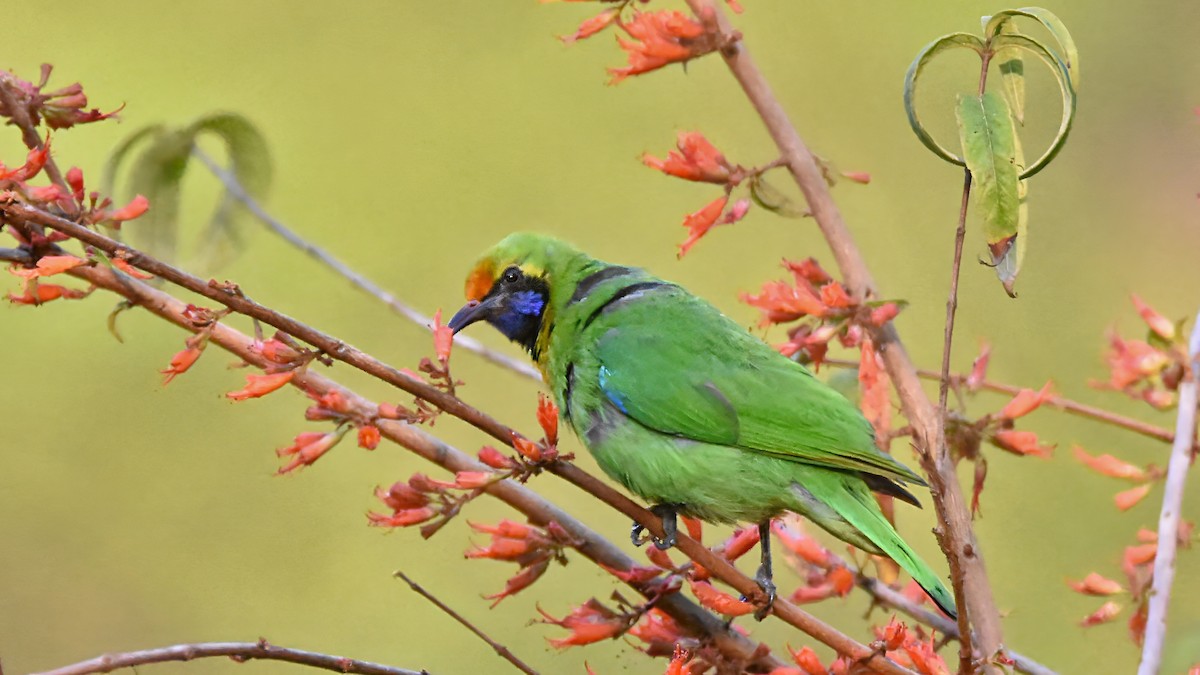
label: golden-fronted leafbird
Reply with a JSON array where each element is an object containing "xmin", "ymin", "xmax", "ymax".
[{"xmin": 448, "ymin": 232, "xmax": 955, "ymax": 618}]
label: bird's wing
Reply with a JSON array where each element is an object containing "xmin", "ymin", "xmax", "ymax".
[{"xmin": 591, "ymin": 287, "xmax": 923, "ymax": 485}]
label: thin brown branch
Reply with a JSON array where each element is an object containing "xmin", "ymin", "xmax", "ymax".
[
  {"xmin": 394, "ymin": 571, "xmax": 539, "ymax": 675},
  {"xmin": 938, "ymin": 170, "xmax": 973, "ymax": 416},
  {"xmin": 30, "ymin": 639, "xmax": 426, "ymax": 675},
  {"xmin": 1137, "ymin": 311, "xmax": 1200, "ymax": 675},
  {"xmin": 683, "ymin": 0, "xmax": 1002, "ymax": 667},
  {"xmin": 1, "ymin": 202, "xmax": 912, "ymax": 674},
  {"xmin": 823, "ymin": 357, "xmax": 1180, "ymax": 447},
  {"xmin": 27, "ymin": 242, "xmax": 783, "ymax": 672},
  {"xmin": 188, "ymin": 146, "xmax": 542, "ymax": 382}
]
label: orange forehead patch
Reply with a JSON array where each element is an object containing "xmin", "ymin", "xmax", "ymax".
[{"xmin": 465, "ymin": 262, "xmax": 496, "ymax": 301}]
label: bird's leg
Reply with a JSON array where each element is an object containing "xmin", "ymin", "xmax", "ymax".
[
  {"xmin": 753, "ymin": 520, "xmax": 776, "ymax": 620},
  {"xmin": 631, "ymin": 503, "xmax": 679, "ymax": 550}
]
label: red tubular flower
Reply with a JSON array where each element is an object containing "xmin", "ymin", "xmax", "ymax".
[
  {"xmin": 628, "ymin": 608, "xmax": 685, "ymax": 651},
  {"xmin": 788, "ymin": 646, "xmax": 827, "ymax": 675},
  {"xmin": 66, "ymin": 166, "xmax": 85, "ymax": 202},
  {"xmin": 161, "ymin": 345, "xmax": 204, "ymax": 385},
  {"xmin": 9, "ymin": 255, "xmax": 85, "ymax": 279},
  {"xmin": 1114, "ymin": 484, "xmax": 1153, "ymax": 511},
  {"xmin": 1071, "ymin": 445, "xmax": 1157, "ymax": 482},
  {"xmin": 1130, "ymin": 294, "xmax": 1175, "ymax": 341},
  {"xmin": 512, "ymin": 432, "xmax": 544, "ymax": 462},
  {"xmin": 226, "ymin": 370, "xmax": 296, "ymax": 400},
  {"xmin": 357, "ymin": 424, "xmax": 381, "ymax": 450},
  {"xmin": 989, "ymin": 429, "xmax": 1054, "ymax": 458},
  {"xmin": 642, "ymin": 131, "xmax": 733, "ymax": 184},
  {"xmin": 1080, "ymin": 601, "xmax": 1122, "ymax": 627},
  {"xmin": 677, "ymin": 195, "xmax": 728, "ymax": 259},
  {"xmin": 0, "ymin": 141, "xmax": 51, "ymax": 182},
  {"xmin": 367, "ymin": 506, "xmax": 437, "ymax": 528},
  {"xmin": 719, "ymin": 526, "xmax": 759, "ymax": 561},
  {"xmin": 608, "ymin": 11, "xmax": 713, "ymax": 84},
  {"xmin": 376, "ymin": 480, "xmax": 431, "ymax": 511},
  {"xmin": 561, "ymin": 9, "xmax": 620, "ymax": 44},
  {"xmin": 771, "ymin": 520, "xmax": 830, "ymax": 567},
  {"xmin": 478, "ymin": 445, "xmax": 517, "ymax": 470},
  {"xmin": 1104, "ymin": 333, "xmax": 1169, "ymax": 390},
  {"xmin": 7, "ymin": 282, "xmax": 91, "ymax": 305},
  {"xmin": 665, "ymin": 645, "xmax": 695, "ymax": 675},
  {"xmin": 539, "ymin": 600, "xmax": 628, "ymax": 648},
  {"xmin": 999, "ymin": 381, "xmax": 1055, "ymax": 419},
  {"xmin": 537, "ymin": 393, "xmax": 559, "ymax": 445},
  {"xmin": 741, "ymin": 279, "xmax": 827, "ymax": 325},
  {"xmin": 687, "ymin": 579, "xmax": 755, "ymax": 616},
  {"xmin": 484, "ymin": 557, "xmax": 550, "ymax": 607},
  {"xmin": 1067, "ymin": 572, "xmax": 1125, "ymax": 596},
  {"xmin": 105, "ymin": 194, "xmax": 149, "ymax": 224},
  {"xmin": 430, "ymin": 308, "xmax": 454, "ymax": 363},
  {"xmin": 111, "ymin": 258, "xmax": 154, "ymax": 279},
  {"xmin": 276, "ymin": 429, "xmax": 345, "ymax": 473}
]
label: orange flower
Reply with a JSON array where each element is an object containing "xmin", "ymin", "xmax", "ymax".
[
  {"xmin": 8, "ymin": 255, "xmax": 85, "ymax": 279},
  {"xmin": 512, "ymin": 433, "xmax": 544, "ymax": 462},
  {"xmin": 966, "ymin": 342, "xmax": 992, "ymax": 392},
  {"xmin": 453, "ymin": 471, "xmax": 494, "ymax": 489},
  {"xmin": 677, "ymin": 195, "xmax": 728, "ymax": 258},
  {"xmin": 0, "ymin": 140, "xmax": 51, "ymax": 182},
  {"xmin": 858, "ymin": 337, "xmax": 891, "ymax": 438},
  {"xmin": 1080, "ymin": 601, "xmax": 1122, "ymax": 627},
  {"xmin": 788, "ymin": 645, "xmax": 827, "ymax": 675},
  {"xmin": 741, "ymin": 278, "xmax": 827, "ymax": 325},
  {"xmin": 537, "ymin": 393, "xmax": 559, "ymax": 445},
  {"xmin": 1114, "ymin": 484, "xmax": 1153, "ymax": 511},
  {"xmin": 688, "ymin": 579, "xmax": 755, "ymax": 616},
  {"xmin": 161, "ymin": 346, "xmax": 204, "ymax": 385},
  {"xmin": 1072, "ymin": 446, "xmax": 1157, "ymax": 482},
  {"xmin": 1067, "ymin": 572, "xmax": 1124, "ymax": 596},
  {"xmin": 106, "ymin": 194, "xmax": 149, "ymax": 224},
  {"xmin": 226, "ymin": 370, "xmax": 296, "ymax": 400},
  {"xmin": 628, "ymin": 609, "xmax": 685, "ymax": 649},
  {"xmin": 999, "ymin": 381, "xmax": 1055, "ymax": 419},
  {"xmin": 539, "ymin": 600, "xmax": 628, "ymax": 648},
  {"xmin": 483, "ymin": 557, "xmax": 550, "ymax": 607},
  {"xmin": 608, "ymin": 11, "xmax": 713, "ymax": 84},
  {"xmin": 1131, "ymin": 294, "xmax": 1175, "ymax": 341},
  {"xmin": 478, "ymin": 445, "xmax": 516, "ymax": 470},
  {"xmin": 111, "ymin": 257, "xmax": 154, "ymax": 279},
  {"xmin": 771, "ymin": 520, "xmax": 830, "ymax": 566},
  {"xmin": 560, "ymin": 9, "xmax": 620, "ymax": 44},
  {"xmin": 7, "ymin": 282, "xmax": 91, "ymax": 305},
  {"xmin": 357, "ymin": 424, "xmax": 381, "ymax": 450},
  {"xmin": 1104, "ymin": 333, "xmax": 1169, "ymax": 390},
  {"xmin": 276, "ymin": 429, "xmax": 344, "ymax": 473},
  {"xmin": 642, "ymin": 131, "xmax": 733, "ymax": 184},
  {"xmin": 989, "ymin": 429, "xmax": 1054, "ymax": 458},
  {"xmin": 431, "ymin": 308, "xmax": 453, "ymax": 363}
]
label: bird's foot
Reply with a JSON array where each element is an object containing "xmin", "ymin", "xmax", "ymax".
[
  {"xmin": 631, "ymin": 504, "xmax": 679, "ymax": 550},
  {"xmin": 752, "ymin": 563, "xmax": 777, "ymax": 621}
]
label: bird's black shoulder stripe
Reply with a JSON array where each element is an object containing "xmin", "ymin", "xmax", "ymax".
[
  {"xmin": 568, "ymin": 266, "xmax": 636, "ymax": 306},
  {"xmin": 562, "ymin": 361, "xmax": 575, "ymax": 422},
  {"xmin": 580, "ymin": 281, "xmax": 668, "ymax": 331}
]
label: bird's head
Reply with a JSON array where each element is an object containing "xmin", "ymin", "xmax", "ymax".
[{"xmin": 447, "ymin": 233, "xmax": 580, "ymax": 352}]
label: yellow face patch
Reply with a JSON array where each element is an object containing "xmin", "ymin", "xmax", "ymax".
[{"xmin": 465, "ymin": 261, "xmax": 495, "ymax": 301}]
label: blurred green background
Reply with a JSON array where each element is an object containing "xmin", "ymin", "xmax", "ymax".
[{"xmin": 3, "ymin": 1, "xmax": 1199, "ymax": 673}]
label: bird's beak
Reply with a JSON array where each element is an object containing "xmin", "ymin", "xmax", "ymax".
[{"xmin": 448, "ymin": 295, "xmax": 499, "ymax": 333}]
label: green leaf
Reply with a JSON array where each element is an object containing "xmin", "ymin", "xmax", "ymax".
[
  {"xmin": 903, "ymin": 32, "xmax": 986, "ymax": 166},
  {"xmin": 984, "ymin": 7, "xmax": 1080, "ymax": 89},
  {"xmin": 748, "ymin": 175, "xmax": 808, "ymax": 218},
  {"xmin": 990, "ymin": 115, "xmax": 1029, "ymax": 298},
  {"xmin": 956, "ymin": 92, "xmax": 1021, "ymax": 294},
  {"xmin": 992, "ymin": 19, "xmax": 1027, "ymax": 125},
  {"xmin": 989, "ymin": 33, "xmax": 1076, "ymax": 178}
]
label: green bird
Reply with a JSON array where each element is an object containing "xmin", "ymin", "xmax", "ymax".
[{"xmin": 448, "ymin": 232, "xmax": 955, "ymax": 618}]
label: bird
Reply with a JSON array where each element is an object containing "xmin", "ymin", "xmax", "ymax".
[{"xmin": 447, "ymin": 232, "xmax": 956, "ymax": 619}]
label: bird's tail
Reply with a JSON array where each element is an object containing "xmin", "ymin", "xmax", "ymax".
[{"xmin": 790, "ymin": 476, "xmax": 958, "ymax": 620}]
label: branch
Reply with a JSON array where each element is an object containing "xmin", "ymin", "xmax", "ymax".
[
  {"xmin": 822, "ymin": 358, "xmax": 1181, "ymax": 448},
  {"xmin": 6, "ymin": 242, "xmax": 782, "ymax": 672},
  {"xmin": 0, "ymin": 202, "xmax": 913, "ymax": 674},
  {"xmin": 188, "ymin": 146, "xmax": 541, "ymax": 382},
  {"xmin": 394, "ymin": 571, "xmax": 539, "ymax": 675},
  {"xmin": 30, "ymin": 639, "xmax": 426, "ymax": 675},
  {"xmin": 683, "ymin": 0, "xmax": 1001, "ymax": 666},
  {"xmin": 1136, "ymin": 311, "xmax": 1200, "ymax": 675}
]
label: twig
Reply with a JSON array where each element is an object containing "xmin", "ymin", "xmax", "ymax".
[
  {"xmin": 683, "ymin": 0, "xmax": 1003, "ymax": 666},
  {"xmin": 30, "ymin": 639, "xmax": 425, "ymax": 675},
  {"xmin": 823, "ymin": 358, "xmax": 1180, "ymax": 447},
  {"xmin": 938, "ymin": 169, "xmax": 973, "ymax": 416},
  {"xmin": 394, "ymin": 571, "xmax": 539, "ymax": 675},
  {"xmin": 189, "ymin": 146, "xmax": 541, "ymax": 382},
  {"xmin": 10, "ymin": 245, "xmax": 784, "ymax": 673},
  {"xmin": 0, "ymin": 202, "xmax": 913, "ymax": 673},
  {"xmin": 1136, "ymin": 311, "xmax": 1200, "ymax": 675}
]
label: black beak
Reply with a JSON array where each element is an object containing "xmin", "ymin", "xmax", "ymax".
[{"xmin": 448, "ymin": 296, "xmax": 499, "ymax": 333}]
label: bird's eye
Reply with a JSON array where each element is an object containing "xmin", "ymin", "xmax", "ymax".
[{"xmin": 502, "ymin": 267, "xmax": 521, "ymax": 284}]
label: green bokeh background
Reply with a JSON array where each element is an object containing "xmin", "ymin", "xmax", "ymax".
[{"xmin": 3, "ymin": 2, "xmax": 1199, "ymax": 673}]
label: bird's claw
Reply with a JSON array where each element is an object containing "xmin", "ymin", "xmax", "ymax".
[
  {"xmin": 753, "ymin": 564, "xmax": 777, "ymax": 621},
  {"xmin": 631, "ymin": 504, "xmax": 679, "ymax": 549}
]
